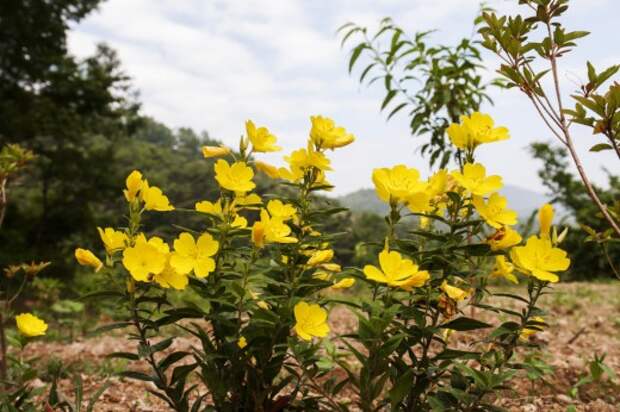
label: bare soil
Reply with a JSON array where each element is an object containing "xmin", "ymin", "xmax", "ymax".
[{"xmin": 21, "ymin": 282, "xmax": 620, "ymax": 411}]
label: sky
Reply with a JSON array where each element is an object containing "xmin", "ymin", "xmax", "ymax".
[{"xmin": 68, "ymin": 0, "xmax": 619, "ymax": 196}]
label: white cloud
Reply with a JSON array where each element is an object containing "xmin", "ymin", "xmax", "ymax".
[{"xmin": 68, "ymin": 0, "xmax": 619, "ymax": 196}]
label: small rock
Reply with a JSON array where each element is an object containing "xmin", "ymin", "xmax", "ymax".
[
  {"xmin": 556, "ymin": 394, "xmax": 573, "ymax": 405},
  {"xmin": 522, "ymin": 403, "xmax": 538, "ymax": 412}
]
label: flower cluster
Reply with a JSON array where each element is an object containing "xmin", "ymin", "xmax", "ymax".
[{"xmin": 72, "ymin": 112, "xmax": 572, "ymax": 410}]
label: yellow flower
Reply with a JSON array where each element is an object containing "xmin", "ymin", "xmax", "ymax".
[
  {"xmin": 490, "ymin": 256, "xmax": 518, "ymax": 284},
  {"xmin": 214, "ymin": 159, "xmax": 256, "ymax": 193},
  {"xmin": 426, "ymin": 169, "xmax": 449, "ymax": 198},
  {"xmin": 170, "ymin": 232, "xmax": 219, "ymax": 278},
  {"xmin": 15, "ymin": 313, "xmax": 48, "ymax": 337},
  {"xmin": 294, "ymin": 301, "xmax": 330, "ymax": 341},
  {"xmin": 320, "ymin": 263, "xmax": 341, "ymax": 273},
  {"xmin": 451, "ymin": 163, "xmax": 502, "ymax": 196},
  {"xmin": 372, "ymin": 165, "xmax": 428, "ymax": 205},
  {"xmin": 251, "ymin": 210, "xmax": 297, "ymax": 247},
  {"xmin": 246, "ymin": 120, "xmax": 281, "ymax": 152},
  {"xmin": 510, "ymin": 236, "xmax": 570, "ymax": 283},
  {"xmin": 141, "ymin": 183, "xmax": 174, "ymax": 211},
  {"xmin": 309, "ymin": 115, "xmax": 355, "ymax": 149},
  {"xmin": 519, "ymin": 316, "xmax": 545, "ymax": 341},
  {"xmin": 75, "ymin": 248, "xmax": 103, "ymax": 272},
  {"xmin": 135, "ymin": 234, "xmax": 170, "ymax": 254},
  {"xmin": 122, "ymin": 240, "xmax": 167, "ymax": 282},
  {"xmin": 255, "ymin": 160, "xmax": 280, "ymax": 179},
  {"xmin": 231, "ymin": 215, "xmax": 248, "ymax": 229},
  {"xmin": 313, "ymin": 271, "xmax": 332, "ymax": 281},
  {"xmin": 237, "ymin": 336, "xmax": 248, "ymax": 349},
  {"xmin": 195, "ymin": 199, "xmax": 223, "ymax": 216},
  {"xmin": 123, "ymin": 170, "xmax": 145, "ymax": 202},
  {"xmin": 447, "ymin": 112, "xmax": 509, "ymax": 151},
  {"xmin": 285, "ymin": 144, "xmax": 332, "ymax": 174},
  {"xmin": 407, "ymin": 191, "xmax": 432, "ymax": 213},
  {"xmin": 363, "ymin": 249, "xmax": 430, "ymax": 290},
  {"xmin": 267, "ymin": 199, "xmax": 297, "ymax": 221},
  {"xmin": 440, "ymin": 280, "xmax": 469, "ymax": 301},
  {"xmin": 202, "ymin": 145, "xmax": 231, "ymax": 158},
  {"xmin": 472, "ymin": 193, "xmax": 518, "ymax": 229},
  {"xmin": 234, "ymin": 193, "xmax": 262, "ymax": 208},
  {"xmin": 153, "ymin": 260, "xmax": 189, "ymax": 290},
  {"xmin": 539, "ymin": 203, "xmax": 554, "ymax": 239},
  {"xmin": 97, "ymin": 227, "xmax": 128, "ymax": 254},
  {"xmin": 332, "ymin": 278, "xmax": 355, "ymax": 289},
  {"xmin": 307, "ymin": 249, "xmax": 334, "ymax": 266},
  {"xmin": 488, "ymin": 226, "xmax": 522, "ymax": 251}
]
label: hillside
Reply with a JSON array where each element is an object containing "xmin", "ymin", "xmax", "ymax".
[{"xmin": 338, "ymin": 185, "xmax": 552, "ymax": 220}]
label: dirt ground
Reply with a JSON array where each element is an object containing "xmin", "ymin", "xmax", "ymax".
[{"xmin": 21, "ymin": 282, "xmax": 620, "ymax": 411}]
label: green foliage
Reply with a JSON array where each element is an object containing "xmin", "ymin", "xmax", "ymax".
[
  {"xmin": 339, "ymin": 15, "xmax": 494, "ymax": 168},
  {"xmin": 478, "ymin": 0, "xmax": 620, "ymax": 250}
]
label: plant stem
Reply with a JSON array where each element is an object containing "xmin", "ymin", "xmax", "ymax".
[
  {"xmin": 542, "ymin": 19, "xmax": 620, "ymax": 237},
  {"xmin": 0, "ymin": 311, "xmax": 7, "ymax": 388}
]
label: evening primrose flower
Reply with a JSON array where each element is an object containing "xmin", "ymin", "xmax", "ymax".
[
  {"xmin": 285, "ymin": 144, "xmax": 332, "ymax": 174},
  {"xmin": 231, "ymin": 215, "xmax": 248, "ymax": 229},
  {"xmin": 309, "ymin": 115, "xmax": 355, "ymax": 149},
  {"xmin": 539, "ymin": 203, "xmax": 554, "ymax": 239},
  {"xmin": 488, "ymin": 226, "xmax": 522, "ymax": 251},
  {"xmin": 440, "ymin": 280, "xmax": 469, "ymax": 301},
  {"xmin": 451, "ymin": 163, "xmax": 502, "ymax": 196},
  {"xmin": 363, "ymin": 249, "xmax": 430, "ymax": 290},
  {"xmin": 97, "ymin": 227, "xmax": 128, "ymax": 254},
  {"xmin": 332, "ymin": 278, "xmax": 356, "ymax": 289},
  {"xmin": 123, "ymin": 170, "xmax": 145, "ymax": 202},
  {"xmin": 490, "ymin": 256, "xmax": 518, "ymax": 284},
  {"xmin": 153, "ymin": 260, "xmax": 189, "ymax": 290},
  {"xmin": 122, "ymin": 240, "xmax": 167, "ymax": 282},
  {"xmin": 510, "ymin": 236, "xmax": 570, "ymax": 283},
  {"xmin": 195, "ymin": 199, "xmax": 223, "ymax": 216},
  {"xmin": 214, "ymin": 159, "xmax": 256, "ymax": 193},
  {"xmin": 235, "ymin": 193, "xmax": 262, "ymax": 208},
  {"xmin": 75, "ymin": 248, "xmax": 103, "ymax": 272},
  {"xmin": 447, "ymin": 112, "xmax": 509, "ymax": 151},
  {"xmin": 519, "ymin": 316, "xmax": 545, "ymax": 341},
  {"xmin": 237, "ymin": 336, "xmax": 248, "ymax": 349},
  {"xmin": 307, "ymin": 249, "xmax": 334, "ymax": 266},
  {"xmin": 255, "ymin": 160, "xmax": 280, "ymax": 179},
  {"xmin": 266, "ymin": 199, "xmax": 296, "ymax": 221},
  {"xmin": 294, "ymin": 301, "xmax": 330, "ymax": 341},
  {"xmin": 472, "ymin": 193, "xmax": 518, "ymax": 229},
  {"xmin": 246, "ymin": 120, "xmax": 281, "ymax": 152},
  {"xmin": 141, "ymin": 183, "xmax": 174, "ymax": 211},
  {"xmin": 170, "ymin": 232, "xmax": 219, "ymax": 278},
  {"xmin": 372, "ymin": 165, "xmax": 428, "ymax": 205},
  {"xmin": 202, "ymin": 145, "xmax": 231, "ymax": 158},
  {"xmin": 251, "ymin": 210, "xmax": 297, "ymax": 247},
  {"xmin": 15, "ymin": 313, "xmax": 48, "ymax": 337}
]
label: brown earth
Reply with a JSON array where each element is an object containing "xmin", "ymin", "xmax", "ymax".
[{"xmin": 20, "ymin": 282, "xmax": 620, "ymax": 411}]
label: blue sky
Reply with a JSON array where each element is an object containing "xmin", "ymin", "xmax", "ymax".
[{"xmin": 68, "ymin": 0, "xmax": 619, "ymax": 196}]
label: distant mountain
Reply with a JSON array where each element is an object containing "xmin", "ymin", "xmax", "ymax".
[{"xmin": 338, "ymin": 185, "xmax": 554, "ymax": 220}]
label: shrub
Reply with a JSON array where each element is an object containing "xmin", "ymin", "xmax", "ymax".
[{"xmin": 76, "ymin": 114, "xmax": 570, "ymax": 411}]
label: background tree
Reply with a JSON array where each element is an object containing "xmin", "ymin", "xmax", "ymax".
[{"xmin": 339, "ymin": 13, "xmax": 494, "ymax": 168}]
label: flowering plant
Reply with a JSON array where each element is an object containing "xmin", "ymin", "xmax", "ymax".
[{"xmin": 77, "ymin": 113, "xmax": 570, "ymax": 411}]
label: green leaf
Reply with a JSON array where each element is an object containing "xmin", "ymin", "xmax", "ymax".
[
  {"xmin": 589, "ymin": 143, "xmax": 613, "ymax": 152},
  {"xmin": 348, "ymin": 43, "xmax": 367, "ymax": 73},
  {"xmin": 86, "ymin": 381, "xmax": 112, "ymax": 412},
  {"xmin": 106, "ymin": 352, "xmax": 139, "ymax": 361},
  {"xmin": 381, "ymin": 90, "xmax": 397, "ymax": 111},
  {"xmin": 389, "ymin": 369, "xmax": 414, "ymax": 407},
  {"xmin": 440, "ymin": 317, "xmax": 492, "ymax": 331}
]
